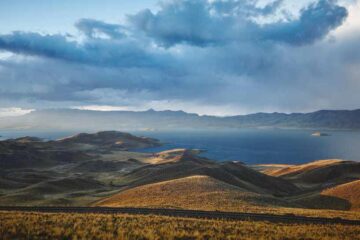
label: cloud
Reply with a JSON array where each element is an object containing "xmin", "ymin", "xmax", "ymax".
[
  {"xmin": 0, "ymin": 0, "xmax": 358, "ymax": 115},
  {"xmin": 75, "ymin": 18, "xmax": 126, "ymax": 39},
  {"xmin": 129, "ymin": 0, "xmax": 348, "ymax": 47},
  {"xmin": 0, "ymin": 31, "xmax": 167, "ymax": 68},
  {"xmin": 263, "ymin": 0, "xmax": 348, "ymax": 45},
  {"xmin": 0, "ymin": 107, "xmax": 33, "ymax": 117}
]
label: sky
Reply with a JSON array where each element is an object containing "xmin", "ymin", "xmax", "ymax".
[{"xmin": 0, "ymin": 0, "xmax": 359, "ymax": 116}]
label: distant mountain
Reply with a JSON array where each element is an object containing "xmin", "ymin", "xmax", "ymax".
[{"xmin": 1, "ymin": 108, "xmax": 360, "ymax": 130}]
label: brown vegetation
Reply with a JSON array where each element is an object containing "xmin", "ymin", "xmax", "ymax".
[
  {"xmin": 322, "ymin": 180, "xmax": 360, "ymax": 210},
  {"xmin": 1, "ymin": 211, "xmax": 360, "ymax": 240},
  {"xmin": 262, "ymin": 159, "xmax": 346, "ymax": 177},
  {"xmin": 95, "ymin": 175, "xmax": 290, "ymax": 210},
  {"xmin": 119, "ymin": 149, "xmax": 298, "ymax": 196}
]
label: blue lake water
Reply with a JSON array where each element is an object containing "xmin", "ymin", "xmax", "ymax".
[
  {"xmin": 1, "ymin": 129, "xmax": 360, "ymax": 164},
  {"xmin": 134, "ymin": 129, "xmax": 360, "ymax": 164}
]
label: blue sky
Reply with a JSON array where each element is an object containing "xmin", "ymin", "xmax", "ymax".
[
  {"xmin": 0, "ymin": 0, "xmax": 158, "ymax": 33},
  {"xmin": 0, "ymin": 0, "xmax": 359, "ymax": 116}
]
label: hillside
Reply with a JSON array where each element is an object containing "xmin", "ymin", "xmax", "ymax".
[
  {"xmin": 0, "ymin": 130, "xmax": 360, "ymax": 217},
  {"xmin": 0, "ymin": 131, "xmax": 158, "ymax": 206},
  {"xmin": 105, "ymin": 151, "xmax": 360, "ymax": 213},
  {"xmin": 0, "ymin": 177, "xmax": 106, "ymax": 206},
  {"xmin": 0, "ymin": 140, "xmax": 91, "ymax": 169},
  {"xmin": 1, "ymin": 108, "xmax": 360, "ymax": 130},
  {"xmin": 287, "ymin": 180, "xmax": 360, "ymax": 212},
  {"xmin": 262, "ymin": 159, "xmax": 346, "ymax": 177},
  {"xmin": 145, "ymin": 149, "xmax": 203, "ymax": 164},
  {"xmin": 56, "ymin": 131, "xmax": 161, "ymax": 151},
  {"xmin": 322, "ymin": 180, "xmax": 360, "ymax": 210},
  {"xmin": 95, "ymin": 175, "xmax": 292, "ymax": 211},
  {"xmin": 0, "ymin": 131, "xmax": 159, "ymax": 169},
  {"xmin": 258, "ymin": 160, "xmax": 360, "ymax": 211},
  {"xmin": 118, "ymin": 149, "xmax": 298, "ymax": 196},
  {"xmin": 262, "ymin": 160, "xmax": 360, "ymax": 190}
]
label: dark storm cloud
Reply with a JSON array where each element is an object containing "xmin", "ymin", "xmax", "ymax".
[
  {"xmin": 0, "ymin": 31, "xmax": 166, "ymax": 68},
  {"xmin": 0, "ymin": 0, "xmax": 348, "ymax": 55},
  {"xmin": 263, "ymin": 0, "xmax": 348, "ymax": 45},
  {"xmin": 129, "ymin": 0, "xmax": 347, "ymax": 47},
  {"xmin": 0, "ymin": 0, "xmax": 358, "ymax": 114}
]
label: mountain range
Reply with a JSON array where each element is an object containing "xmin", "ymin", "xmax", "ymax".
[{"xmin": 1, "ymin": 108, "xmax": 360, "ymax": 131}]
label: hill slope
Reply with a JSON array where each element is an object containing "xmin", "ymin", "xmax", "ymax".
[
  {"xmin": 119, "ymin": 150, "xmax": 299, "ymax": 196},
  {"xmin": 263, "ymin": 159, "xmax": 347, "ymax": 177},
  {"xmin": 263, "ymin": 160, "xmax": 360, "ymax": 190},
  {"xmin": 95, "ymin": 175, "xmax": 292, "ymax": 211},
  {"xmin": 322, "ymin": 180, "xmax": 360, "ymax": 210},
  {"xmin": 0, "ymin": 131, "xmax": 159, "ymax": 169},
  {"xmin": 57, "ymin": 131, "xmax": 160, "ymax": 150}
]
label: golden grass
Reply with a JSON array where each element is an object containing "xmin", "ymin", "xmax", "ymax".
[
  {"xmin": 146, "ymin": 149, "xmax": 202, "ymax": 164},
  {"xmin": 263, "ymin": 159, "xmax": 345, "ymax": 177},
  {"xmin": 255, "ymin": 164, "xmax": 294, "ymax": 175},
  {"xmin": 95, "ymin": 175, "xmax": 360, "ymax": 220},
  {"xmin": 1, "ymin": 211, "xmax": 360, "ymax": 240},
  {"xmin": 322, "ymin": 180, "xmax": 360, "ymax": 210},
  {"xmin": 95, "ymin": 175, "xmax": 288, "ymax": 210}
]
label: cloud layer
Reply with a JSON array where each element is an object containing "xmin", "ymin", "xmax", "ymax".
[
  {"xmin": 130, "ymin": 0, "xmax": 347, "ymax": 46},
  {"xmin": 0, "ymin": 0, "xmax": 359, "ymax": 115}
]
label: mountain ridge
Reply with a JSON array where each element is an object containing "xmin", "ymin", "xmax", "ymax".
[{"xmin": 1, "ymin": 108, "xmax": 360, "ymax": 130}]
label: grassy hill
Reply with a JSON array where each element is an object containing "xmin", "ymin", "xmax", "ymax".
[
  {"xmin": 0, "ymin": 177, "xmax": 107, "ymax": 206},
  {"xmin": 57, "ymin": 131, "xmax": 160, "ymax": 150},
  {"xmin": 257, "ymin": 160, "xmax": 360, "ymax": 211},
  {"xmin": 95, "ymin": 149, "xmax": 360, "ymax": 216},
  {"xmin": 286, "ymin": 180, "xmax": 360, "ymax": 212},
  {"xmin": 261, "ymin": 159, "xmax": 345, "ymax": 177},
  {"xmin": 262, "ymin": 159, "xmax": 360, "ymax": 190},
  {"xmin": 0, "ymin": 131, "xmax": 158, "ymax": 206},
  {"xmin": 322, "ymin": 180, "xmax": 360, "ymax": 210},
  {"xmin": 95, "ymin": 175, "xmax": 292, "ymax": 211},
  {"xmin": 1, "ymin": 131, "xmax": 360, "ymax": 219},
  {"xmin": 118, "ymin": 149, "xmax": 298, "ymax": 196}
]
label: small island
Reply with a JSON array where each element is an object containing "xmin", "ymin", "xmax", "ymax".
[{"xmin": 311, "ymin": 131, "xmax": 330, "ymax": 137}]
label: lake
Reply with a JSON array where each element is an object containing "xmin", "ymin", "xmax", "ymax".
[
  {"xmin": 134, "ymin": 129, "xmax": 360, "ymax": 164},
  {"xmin": 1, "ymin": 128, "xmax": 360, "ymax": 164}
]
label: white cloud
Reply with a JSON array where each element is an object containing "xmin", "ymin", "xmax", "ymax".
[
  {"xmin": 72, "ymin": 105, "xmax": 131, "ymax": 111},
  {"xmin": 0, "ymin": 107, "xmax": 34, "ymax": 117}
]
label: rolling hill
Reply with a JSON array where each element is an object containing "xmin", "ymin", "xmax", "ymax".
[
  {"xmin": 263, "ymin": 159, "xmax": 348, "ymax": 177},
  {"xmin": 95, "ymin": 175, "xmax": 293, "ymax": 211},
  {"xmin": 262, "ymin": 159, "xmax": 360, "ymax": 190},
  {"xmin": 0, "ymin": 131, "xmax": 159, "ymax": 206},
  {"xmin": 57, "ymin": 131, "xmax": 160, "ymax": 150},
  {"xmin": 0, "ymin": 130, "xmax": 360, "ymax": 216},
  {"xmin": 118, "ymin": 149, "xmax": 299, "ymax": 196},
  {"xmin": 0, "ymin": 131, "xmax": 159, "ymax": 169},
  {"xmin": 99, "ymin": 151, "xmax": 360, "ymax": 213},
  {"xmin": 322, "ymin": 180, "xmax": 360, "ymax": 210},
  {"xmin": 258, "ymin": 160, "xmax": 360, "ymax": 211}
]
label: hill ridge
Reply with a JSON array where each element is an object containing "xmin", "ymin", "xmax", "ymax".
[{"xmin": 2, "ymin": 108, "xmax": 360, "ymax": 130}]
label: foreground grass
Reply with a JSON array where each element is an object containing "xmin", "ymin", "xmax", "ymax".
[{"xmin": 1, "ymin": 211, "xmax": 360, "ymax": 240}]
